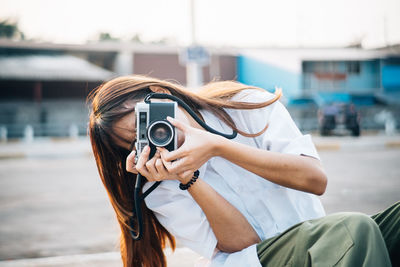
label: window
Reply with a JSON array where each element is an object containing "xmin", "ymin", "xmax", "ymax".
[{"xmin": 347, "ymin": 61, "xmax": 360, "ymax": 74}]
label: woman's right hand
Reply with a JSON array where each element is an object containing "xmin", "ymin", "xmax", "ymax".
[{"xmin": 126, "ymin": 145, "xmax": 193, "ymax": 183}]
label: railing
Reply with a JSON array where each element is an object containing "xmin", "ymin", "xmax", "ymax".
[{"xmin": 0, "ymin": 122, "xmax": 88, "ymax": 140}]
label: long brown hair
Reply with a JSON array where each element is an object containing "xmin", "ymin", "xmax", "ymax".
[{"xmin": 87, "ymin": 75, "xmax": 281, "ymax": 267}]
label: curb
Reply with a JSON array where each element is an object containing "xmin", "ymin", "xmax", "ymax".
[
  {"xmin": 0, "ymin": 252, "xmax": 120, "ymax": 267},
  {"xmin": 0, "ymin": 248, "xmax": 200, "ymax": 267},
  {"xmin": 315, "ymin": 143, "xmax": 341, "ymax": 151},
  {"xmin": 314, "ymin": 140, "xmax": 400, "ymax": 151},
  {"xmin": 0, "ymin": 152, "xmax": 26, "ymax": 160},
  {"xmin": 0, "ymin": 151, "xmax": 94, "ymax": 160},
  {"xmin": 0, "ymin": 138, "xmax": 93, "ymax": 160},
  {"xmin": 0, "ymin": 137, "xmax": 399, "ymax": 159},
  {"xmin": 386, "ymin": 141, "xmax": 400, "ymax": 148}
]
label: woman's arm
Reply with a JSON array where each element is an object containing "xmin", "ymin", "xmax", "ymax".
[
  {"xmin": 133, "ymin": 145, "xmax": 261, "ymax": 253},
  {"xmin": 138, "ymin": 115, "xmax": 327, "ymax": 252},
  {"xmin": 187, "ymin": 178, "xmax": 261, "ymax": 252},
  {"xmin": 216, "ymin": 137, "xmax": 327, "ymax": 195},
  {"xmin": 160, "ymin": 117, "xmax": 327, "ymax": 196}
]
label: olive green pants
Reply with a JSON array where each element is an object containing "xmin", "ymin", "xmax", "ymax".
[{"xmin": 257, "ymin": 202, "xmax": 400, "ymax": 267}]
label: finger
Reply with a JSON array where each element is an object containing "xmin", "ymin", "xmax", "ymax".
[
  {"xmin": 126, "ymin": 150, "xmax": 137, "ymax": 173},
  {"xmin": 155, "ymin": 158, "xmax": 168, "ymax": 177},
  {"xmin": 161, "ymin": 155, "xmax": 190, "ymax": 174},
  {"xmin": 145, "ymin": 162, "xmax": 158, "ymax": 180},
  {"xmin": 167, "ymin": 116, "xmax": 187, "ymax": 133},
  {"xmin": 127, "ymin": 164, "xmax": 138, "ymax": 174},
  {"xmin": 157, "ymin": 146, "xmax": 186, "ymax": 162},
  {"xmin": 160, "ymin": 155, "xmax": 174, "ymax": 172},
  {"xmin": 136, "ymin": 146, "xmax": 150, "ymax": 167},
  {"xmin": 136, "ymin": 146, "xmax": 151, "ymax": 177},
  {"xmin": 137, "ymin": 165, "xmax": 151, "ymax": 179},
  {"xmin": 145, "ymin": 151, "xmax": 160, "ymax": 177}
]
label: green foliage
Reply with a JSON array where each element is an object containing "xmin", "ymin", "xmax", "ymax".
[
  {"xmin": 94, "ymin": 31, "xmax": 173, "ymax": 45},
  {"xmin": 131, "ymin": 33, "xmax": 142, "ymax": 43},
  {"xmin": 0, "ymin": 20, "xmax": 25, "ymax": 40},
  {"xmin": 97, "ymin": 32, "xmax": 119, "ymax": 42}
]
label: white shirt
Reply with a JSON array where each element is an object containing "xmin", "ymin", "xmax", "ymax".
[{"xmin": 143, "ymin": 89, "xmax": 326, "ymax": 267}]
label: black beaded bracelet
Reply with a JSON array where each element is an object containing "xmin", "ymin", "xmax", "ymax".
[{"xmin": 179, "ymin": 170, "xmax": 200, "ymax": 190}]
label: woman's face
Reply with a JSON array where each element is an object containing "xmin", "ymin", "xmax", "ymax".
[{"xmin": 112, "ymin": 101, "xmax": 188, "ymax": 151}]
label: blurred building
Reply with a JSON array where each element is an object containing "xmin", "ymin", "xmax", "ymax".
[
  {"xmin": 0, "ymin": 40, "xmax": 237, "ymax": 138},
  {"xmin": 238, "ymin": 47, "xmax": 400, "ymax": 131},
  {"xmin": 0, "ymin": 40, "xmax": 399, "ymax": 138}
]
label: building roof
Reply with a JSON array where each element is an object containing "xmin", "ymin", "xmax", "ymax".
[
  {"xmin": 0, "ymin": 39, "xmax": 239, "ymax": 55},
  {"xmin": 240, "ymin": 48, "xmax": 393, "ymax": 73},
  {"xmin": 376, "ymin": 91, "xmax": 400, "ymax": 105},
  {"xmin": 0, "ymin": 54, "xmax": 115, "ymax": 81}
]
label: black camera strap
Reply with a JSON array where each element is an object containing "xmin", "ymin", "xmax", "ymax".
[
  {"xmin": 129, "ymin": 173, "xmax": 160, "ymax": 241},
  {"xmin": 144, "ymin": 93, "xmax": 237, "ymax": 139},
  {"xmin": 130, "ymin": 93, "xmax": 237, "ymax": 240}
]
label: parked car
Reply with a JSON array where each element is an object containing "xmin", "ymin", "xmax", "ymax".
[{"xmin": 318, "ymin": 102, "xmax": 360, "ymax": 136}]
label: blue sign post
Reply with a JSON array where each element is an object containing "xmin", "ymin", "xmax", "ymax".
[
  {"xmin": 180, "ymin": 45, "xmax": 210, "ymax": 88},
  {"xmin": 180, "ymin": 45, "xmax": 210, "ymax": 67}
]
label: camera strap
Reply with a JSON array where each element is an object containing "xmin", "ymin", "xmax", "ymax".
[
  {"xmin": 130, "ymin": 93, "xmax": 238, "ymax": 240},
  {"xmin": 129, "ymin": 173, "xmax": 160, "ymax": 241},
  {"xmin": 144, "ymin": 93, "xmax": 237, "ymax": 139}
]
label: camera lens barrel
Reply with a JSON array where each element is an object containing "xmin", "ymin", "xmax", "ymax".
[{"xmin": 147, "ymin": 120, "xmax": 174, "ymax": 147}]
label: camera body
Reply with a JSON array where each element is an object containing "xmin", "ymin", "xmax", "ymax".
[{"xmin": 135, "ymin": 102, "xmax": 177, "ymax": 160}]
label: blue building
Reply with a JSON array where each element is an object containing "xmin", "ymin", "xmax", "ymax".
[
  {"xmin": 238, "ymin": 48, "xmax": 400, "ymax": 102},
  {"xmin": 1, "ymin": 39, "xmax": 399, "ymax": 138},
  {"xmin": 237, "ymin": 47, "xmax": 400, "ymax": 130}
]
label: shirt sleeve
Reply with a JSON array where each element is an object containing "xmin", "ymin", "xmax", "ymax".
[
  {"xmin": 142, "ymin": 179, "xmax": 218, "ymax": 260},
  {"xmin": 231, "ymin": 89, "xmax": 320, "ymax": 160}
]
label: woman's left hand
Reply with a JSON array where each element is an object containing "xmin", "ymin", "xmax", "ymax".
[{"xmin": 157, "ymin": 116, "xmax": 222, "ymax": 175}]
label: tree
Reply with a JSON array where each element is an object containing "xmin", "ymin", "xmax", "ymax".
[
  {"xmin": 0, "ymin": 20, "xmax": 25, "ymax": 40},
  {"xmin": 131, "ymin": 33, "xmax": 142, "ymax": 43},
  {"xmin": 97, "ymin": 32, "xmax": 119, "ymax": 42}
]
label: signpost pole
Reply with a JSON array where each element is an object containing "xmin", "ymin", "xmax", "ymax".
[{"xmin": 186, "ymin": 0, "xmax": 203, "ymax": 89}]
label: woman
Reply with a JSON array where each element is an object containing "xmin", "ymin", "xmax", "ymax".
[{"xmin": 88, "ymin": 75, "xmax": 399, "ymax": 267}]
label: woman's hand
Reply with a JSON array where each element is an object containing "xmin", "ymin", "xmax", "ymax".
[
  {"xmin": 157, "ymin": 116, "xmax": 222, "ymax": 175},
  {"xmin": 126, "ymin": 145, "xmax": 193, "ymax": 183}
]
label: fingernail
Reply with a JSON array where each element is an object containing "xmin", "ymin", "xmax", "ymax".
[
  {"xmin": 145, "ymin": 145, "xmax": 150, "ymax": 152},
  {"xmin": 167, "ymin": 116, "xmax": 173, "ymax": 121}
]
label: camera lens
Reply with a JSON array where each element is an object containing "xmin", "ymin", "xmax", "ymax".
[{"xmin": 147, "ymin": 121, "xmax": 174, "ymax": 147}]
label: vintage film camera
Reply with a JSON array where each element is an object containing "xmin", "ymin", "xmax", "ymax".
[
  {"xmin": 135, "ymin": 102, "xmax": 177, "ymax": 161},
  {"xmin": 130, "ymin": 93, "xmax": 237, "ymax": 241}
]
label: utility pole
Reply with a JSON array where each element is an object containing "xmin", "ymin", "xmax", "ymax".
[
  {"xmin": 185, "ymin": 0, "xmax": 204, "ymax": 89},
  {"xmin": 383, "ymin": 15, "xmax": 388, "ymax": 47},
  {"xmin": 190, "ymin": 0, "xmax": 196, "ymax": 45}
]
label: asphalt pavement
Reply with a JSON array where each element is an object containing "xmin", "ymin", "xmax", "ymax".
[{"xmin": 0, "ymin": 134, "xmax": 399, "ymax": 266}]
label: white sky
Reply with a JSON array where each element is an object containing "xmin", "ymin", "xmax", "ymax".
[{"xmin": 0, "ymin": 0, "xmax": 399, "ymax": 48}]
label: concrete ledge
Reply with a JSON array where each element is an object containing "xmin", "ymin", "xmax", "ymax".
[
  {"xmin": 0, "ymin": 135, "xmax": 399, "ymax": 159},
  {"xmin": 0, "ymin": 252, "xmax": 120, "ymax": 267},
  {"xmin": 0, "ymin": 152, "xmax": 25, "ymax": 160},
  {"xmin": 312, "ymin": 135, "xmax": 400, "ymax": 151},
  {"xmin": 315, "ymin": 143, "xmax": 341, "ymax": 151},
  {"xmin": 0, "ymin": 248, "xmax": 201, "ymax": 267},
  {"xmin": 386, "ymin": 140, "xmax": 400, "ymax": 148},
  {"xmin": 0, "ymin": 138, "xmax": 92, "ymax": 160}
]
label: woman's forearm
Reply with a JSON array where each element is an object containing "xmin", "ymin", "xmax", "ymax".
[
  {"xmin": 215, "ymin": 137, "xmax": 327, "ymax": 195},
  {"xmin": 187, "ymin": 178, "xmax": 261, "ymax": 252},
  {"xmin": 161, "ymin": 117, "xmax": 325, "ymax": 195}
]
